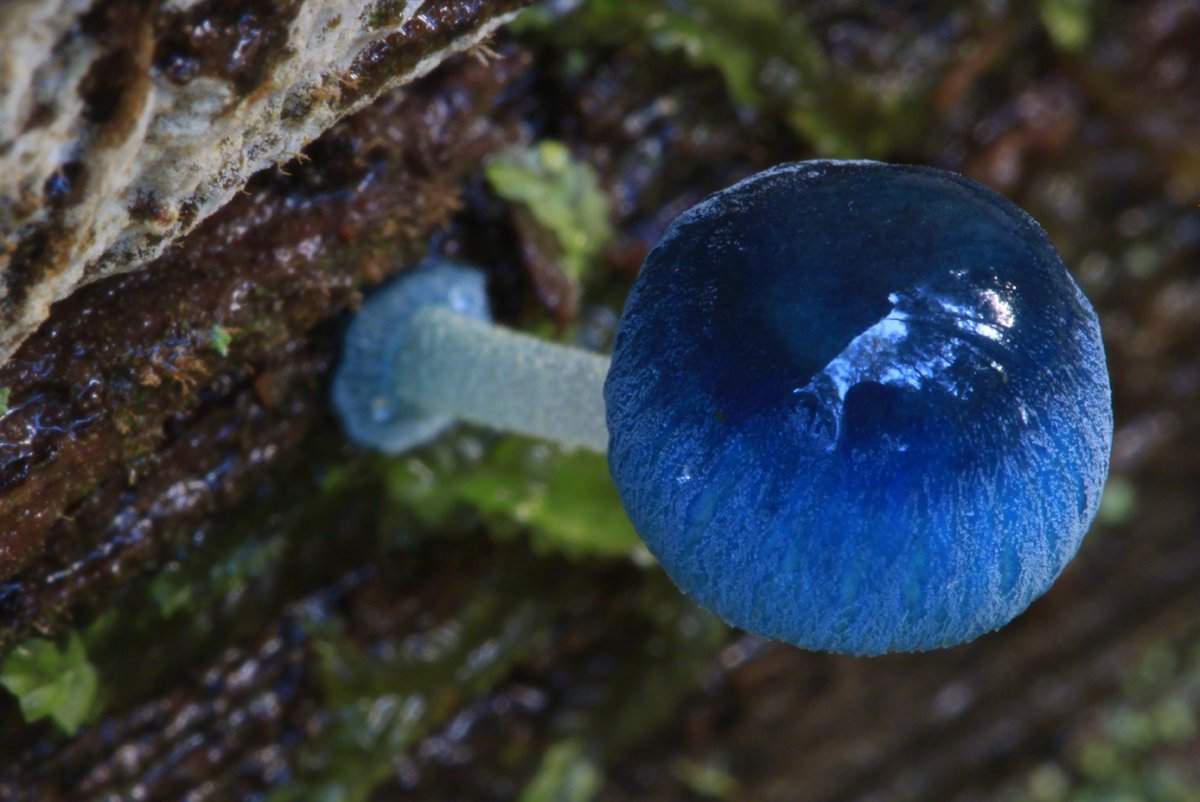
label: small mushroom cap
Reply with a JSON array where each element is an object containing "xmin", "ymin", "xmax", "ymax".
[
  {"xmin": 333, "ymin": 261, "xmax": 491, "ymax": 453},
  {"xmin": 604, "ymin": 160, "xmax": 1112, "ymax": 655}
]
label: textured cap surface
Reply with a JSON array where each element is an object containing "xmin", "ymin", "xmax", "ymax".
[{"xmin": 604, "ymin": 160, "xmax": 1113, "ymax": 654}]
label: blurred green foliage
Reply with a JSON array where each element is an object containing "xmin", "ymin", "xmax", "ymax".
[
  {"xmin": 1008, "ymin": 641, "xmax": 1200, "ymax": 802},
  {"xmin": 0, "ymin": 533, "xmax": 290, "ymax": 735},
  {"xmin": 150, "ymin": 534, "xmax": 287, "ymax": 617},
  {"xmin": 1097, "ymin": 477, "xmax": 1137, "ymax": 526},
  {"xmin": 271, "ymin": 566, "xmax": 724, "ymax": 802},
  {"xmin": 486, "ymin": 140, "xmax": 615, "ymax": 284},
  {"xmin": 0, "ymin": 631, "xmax": 99, "ymax": 735},
  {"xmin": 672, "ymin": 757, "xmax": 739, "ymax": 799},
  {"xmin": 272, "ymin": 591, "xmax": 554, "ymax": 802},
  {"xmin": 519, "ymin": 740, "xmax": 603, "ymax": 802},
  {"xmin": 1038, "ymin": 0, "xmax": 1095, "ymax": 52},
  {"xmin": 387, "ymin": 436, "xmax": 643, "ymax": 559},
  {"xmin": 517, "ymin": 0, "xmax": 931, "ymax": 157},
  {"xmin": 209, "ymin": 323, "xmax": 233, "ymax": 357}
]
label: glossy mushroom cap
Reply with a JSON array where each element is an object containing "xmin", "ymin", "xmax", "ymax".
[
  {"xmin": 333, "ymin": 262, "xmax": 491, "ymax": 453},
  {"xmin": 604, "ymin": 160, "xmax": 1112, "ymax": 655}
]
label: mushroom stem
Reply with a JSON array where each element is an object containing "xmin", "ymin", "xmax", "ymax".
[{"xmin": 394, "ymin": 305, "xmax": 611, "ymax": 452}]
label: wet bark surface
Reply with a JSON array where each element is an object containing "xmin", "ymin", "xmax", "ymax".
[
  {"xmin": 1, "ymin": 1, "xmax": 1199, "ymax": 800},
  {"xmin": 0, "ymin": 47, "xmax": 528, "ymax": 594}
]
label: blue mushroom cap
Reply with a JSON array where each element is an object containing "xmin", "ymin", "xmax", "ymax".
[
  {"xmin": 604, "ymin": 160, "xmax": 1113, "ymax": 655},
  {"xmin": 333, "ymin": 261, "xmax": 491, "ymax": 453}
]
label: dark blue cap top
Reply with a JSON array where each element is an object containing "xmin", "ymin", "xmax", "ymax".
[{"xmin": 604, "ymin": 160, "xmax": 1112, "ymax": 655}]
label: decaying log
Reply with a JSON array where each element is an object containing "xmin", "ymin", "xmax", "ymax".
[{"xmin": 0, "ymin": 39, "xmax": 531, "ymax": 628}]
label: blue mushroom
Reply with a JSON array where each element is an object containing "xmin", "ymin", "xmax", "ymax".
[
  {"xmin": 334, "ymin": 160, "xmax": 1113, "ymax": 656},
  {"xmin": 606, "ymin": 160, "xmax": 1111, "ymax": 654}
]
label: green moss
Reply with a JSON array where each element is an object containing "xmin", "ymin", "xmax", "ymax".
[
  {"xmin": 672, "ymin": 757, "xmax": 739, "ymax": 800},
  {"xmin": 517, "ymin": 0, "xmax": 932, "ymax": 158},
  {"xmin": 1038, "ymin": 0, "xmax": 1094, "ymax": 52},
  {"xmin": 150, "ymin": 535, "xmax": 287, "ymax": 618},
  {"xmin": 0, "ymin": 424, "xmax": 726, "ymax": 794},
  {"xmin": 486, "ymin": 140, "xmax": 614, "ymax": 285},
  {"xmin": 519, "ymin": 740, "xmax": 602, "ymax": 802},
  {"xmin": 387, "ymin": 435, "xmax": 642, "ymax": 559},
  {"xmin": 0, "ymin": 631, "xmax": 100, "ymax": 735},
  {"xmin": 511, "ymin": 578, "xmax": 727, "ymax": 799},
  {"xmin": 272, "ymin": 576, "xmax": 560, "ymax": 802},
  {"xmin": 0, "ymin": 386, "xmax": 10, "ymax": 416},
  {"xmin": 209, "ymin": 324, "xmax": 233, "ymax": 357},
  {"xmin": 42, "ymin": 436, "xmax": 376, "ymax": 716}
]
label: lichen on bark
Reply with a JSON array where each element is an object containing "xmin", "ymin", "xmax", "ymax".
[{"xmin": 0, "ymin": 0, "xmax": 525, "ymax": 365}]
